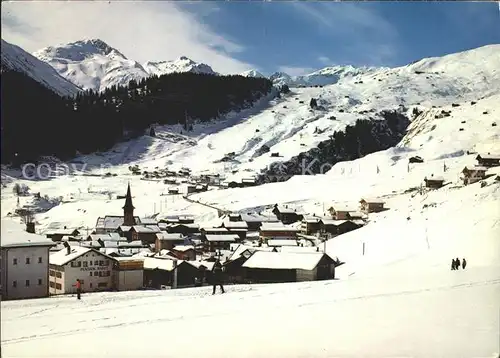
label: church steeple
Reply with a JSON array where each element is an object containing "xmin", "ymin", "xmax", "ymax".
[{"xmin": 123, "ymin": 183, "xmax": 136, "ymax": 226}]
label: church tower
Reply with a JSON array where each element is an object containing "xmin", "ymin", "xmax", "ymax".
[{"xmin": 123, "ymin": 183, "xmax": 136, "ymax": 226}]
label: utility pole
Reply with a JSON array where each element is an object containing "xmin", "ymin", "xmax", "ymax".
[{"xmin": 362, "ymin": 242, "xmax": 365, "ymax": 256}]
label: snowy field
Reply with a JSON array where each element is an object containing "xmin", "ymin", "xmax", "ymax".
[{"xmin": 2, "ymin": 264, "xmax": 499, "ymax": 358}]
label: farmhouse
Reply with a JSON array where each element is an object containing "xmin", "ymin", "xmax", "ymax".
[
  {"xmin": 166, "ymin": 223, "xmax": 199, "ymax": 236},
  {"xmin": 272, "ymin": 204, "xmax": 304, "ymax": 224},
  {"xmin": 203, "ymin": 234, "xmax": 239, "ymax": 252},
  {"xmin": 44, "ymin": 227, "xmax": 81, "ymax": 242},
  {"xmin": 359, "ymin": 198, "xmax": 386, "ymax": 213},
  {"xmin": 462, "ymin": 166, "xmax": 488, "ymax": 185},
  {"xmin": 259, "ymin": 222, "xmax": 300, "ymax": 242},
  {"xmin": 242, "ymin": 252, "xmax": 336, "ymax": 283},
  {"xmin": 424, "ymin": 176, "xmax": 445, "ymax": 189},
  {"xmin": 143, "ymin": 258, "xmax": 200, "ymax": 288},
  {"xmin": 328, "ymin": 206, "xmax": 364, "ymax": 220},
  {"xmin": 240, "ymin": 213, "xmax": 280, "ymax": 231},
  {"xmin": 169, "ymin": 245, "xmax": 196, "ymax": 261},
  {"xmin": 129, "ymin": 225, "xmax": 162, "ymax": 244},
  {"xmin": 1, "ymin": 220, "xmax": 56, "ymax": 300},
  {"xmin": 155, "ymin": 232, "xmax": 185, "ymax": 251},
  {"xmin": 49, "ymin": 244, "xmax": 117, "ymax": 295},
  {"xmin": 476, "ymin": 154, "xmax": 500, "ymax": 168}
]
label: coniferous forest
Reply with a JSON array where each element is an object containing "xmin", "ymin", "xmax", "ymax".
[{"xmin": 1, "ymin": 69, "xmax": 273, "ymax": 164}]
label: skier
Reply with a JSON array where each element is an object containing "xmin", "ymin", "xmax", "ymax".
[
  {"xmin": 76, "ymin": 279, "xmax": 82, "ymax": 300},
  {"xmin": 462, "ymin": 258, "xmax": 467, "ymax": 270},
  {"xmin": 211, "ymin": 260, "xmax": 225, "ymax": 295}
]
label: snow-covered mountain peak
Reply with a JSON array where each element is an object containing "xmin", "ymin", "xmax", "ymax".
[
  {"xmin": 34, "ymin": 38, "xmax": 126, "ymax": 63},
  {"xmin": 143, "ymin": 56, "xmax": 216, "ymax": 77},
  {"xmin": 240, "ymin": 69, "xmax": 265, "ymax": 78},
  {"xmin": 1, "ymin": 39, "xmax": 81, "ymax": 97},
  {"xmin": 32, "ymin": 39, "xmax": 148, "ymax": 92}
]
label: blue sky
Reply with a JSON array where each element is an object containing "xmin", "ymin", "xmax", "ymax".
[
  {"xmin": 2, "ymin": 1, "xmax": 499, "ymax": 76},
  {"xmin": 180, "ymin": 1, "xmax": 500, "ymax": 75}
]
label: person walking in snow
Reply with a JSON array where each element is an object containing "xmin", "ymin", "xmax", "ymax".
[
  {"xmin": 75, "ymin": 279, "xmax": 82, "ymax": 300},
  {"xmin": 455, "ymin": 258, "xmax": 461, "ymax": 270},
  {"xmin": 462, "ymin": 258, "xmax": 467, "ymax": 270},
  {"xmin": 451, "ymin": 259, "xmax": 456, "ymax": 270},
  {"xmin": 211, "ymin": 260, "xmax": 225, "ymax": 295}
]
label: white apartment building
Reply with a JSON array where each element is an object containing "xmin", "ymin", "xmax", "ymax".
[
  {"xmin": 49, "ymin": 244, "xmax": 117, "ymax": 295},
  {"xmin": 1, "ymin": 220, "xmax": 55, "ymax": 300}
]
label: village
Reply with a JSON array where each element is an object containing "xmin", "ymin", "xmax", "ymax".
[{"xmin": 1, "ymin": 152, "xmax": 499, "ymax": 300}]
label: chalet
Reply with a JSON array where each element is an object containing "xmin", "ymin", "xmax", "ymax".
[
  {"xmin": 462, "ymin": 166, "xmax": 488, "ymax": 185},
  {"xmin": 408, "ymin": 156, "xmax": 424, "ymax": 163},
  {"xmin": 49, "ymin": 244, "xmax": 117, "ymax": 294},
  {"xmin": 241, "ymin": 252, "xmax": 336, "ymax": 283},
  {"xmin": 113, "ymin": 257, "xmax": 144, "ymax": 291},
  {"xmin": 272, "ymin": 204, "xmax": 304, "ymax": 224},
  {"xmin": 259, "ymin": 222, "xmax": 300, "ymax": 242},
  {"xmin": 240, "ymin": 213, "xmax": 280, "ymax": 231},
  {"xmin": 320, "ymin": 218, "xmax": 339, "ymax": 235},
  {"xmin": 476, "ymin": 154, "xmax": 500, "ymax": 168},
  {"xmin": 328, "ymin": 206, "xmax": 364, "ymax": 220},
  {"xmin": 241, "ymin": 177, "xmax": 258, "ymax": 187},
  {"xmin": 143, "ymin": 258, "xmax": 200, "ymax": 288},
  {"xmin": 155, "ymin": 232, "xmax": 185, "ymax": 251},
  {"xmin": 45, "ymin": 227, "xmax": 81, "ymax": 242},
  {"xmin": 203, "ymin": 234, "xmax": 239, "ymax": 252},
  {"xmin": 186, "ymin": 184, "xmax": 197, "ymax": 194},
  {"xmin": 220, "ymin": 217, "xmax": 248, "ymax": 239},
  {"xmin": 320, "ymin": 219, "xmax": 364, "ymax": 236},
  {"xmin": 424, "ymin": 176, "xmax": 445, "ymax": 189},
  {"xmin": 166, "ymin": 223, "xmax": 199, "ymax": 236},
  {"xmin": 301, "ymin": 216, "xmax": 322, "ymax": 235},
  {"xmin": 170, "ymin": 245, "xmax": 196, "ymax": 261},
  {"xmin": 223, "ymin": 245, "xmax": 275, "ymax": 284},
  {"xmin": 359, "ymin": 198, "xmax": 386, "ymax": 214},
  {"xmin": 130, "ymin": 225, "xmax": 162, "ymax": 244},
  {"xmin": 168, "ymin": 188, "xmax": 179, "ymax": 195}
]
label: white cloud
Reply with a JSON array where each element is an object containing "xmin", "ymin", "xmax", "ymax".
[
  {"xmin": 1, "ymin": 1, "xmax": 253, "ymax": 74},
  {"xmin": 318, "ymin": 56, "xmax": 333, "ymax": 65},
  {"xmin": 278, "ymin": 66, "xmax": 315, "ymax": 77}
]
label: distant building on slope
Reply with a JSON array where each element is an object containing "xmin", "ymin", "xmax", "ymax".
[
  {"xmin": 461, "ymin": 166, "xmax": 488, "ymax": 185},
  {"xmin": 476, "ymin": 154, "xmax": 500, "ymax": 168},
  {"xmin": 1, "ymin": 221, "xmax": 56, "ymax": 300},
  {"xmin": 424, "ymin": 176, "xmax": 445, "ymax": 189}
]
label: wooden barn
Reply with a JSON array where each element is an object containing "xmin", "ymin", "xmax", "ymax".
[
  {"xmin": 359, "ymin": 198, "xmax": 386, "ymax": 214},
  {"xmin": 461, "ymin": 166, "xmax": 488, "ymax": 185},
  {"xmin": 424, "ymin": 176, "xmax": 445, "ymax": 189},
  {"xmin": 241, "ymin": 252, "xmax": 336, "ymax": 283},
  {"xmin": 476, "ymin": 154, "xmax": 500, "ymax": 168},
  {"xmin": 272, "ymin": 204, "xmax": 304, "ymax": 224}
]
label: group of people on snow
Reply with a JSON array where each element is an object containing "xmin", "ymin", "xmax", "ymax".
[{"xmin": 451, "ymin": 257, "xmax": 466, "ymax": 270}]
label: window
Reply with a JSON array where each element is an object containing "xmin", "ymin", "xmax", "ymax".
[
  {"xmin": 90, "ymin": 283, "xmax": 93, "ymax": 288},
  {"xmin": 55, "ymin": 283, "xmax": 61, "ymax": 290},
  {"xmin": 98, "ymin": 282, "xmax": 107, "ymax": 288},
  {"xmin": 89, "ymin": 272, "xmax": 92, "ymax": 276},
  {"xmin": 56, "ymin": 271, "xmax": 62, "ymax": 278},
  {"xmin": 26, "ymin": 257, "xmax": 30, "ymax": 264},
  {"xmin": 80, "ymin": 280, "xmax": 84, "ymax": 284},
  {"xmin": 105, "ymin": 271, "xmax": 110, "ymax": 277},
  {"xmin": 25, "ymin": 280, "xmax": 30, "ymax": 287},
  {"xmin": 99, "ymin": 260, "xmax": 104, "ymax": 266},
  {"xmin": 49, "ymin": 270, "xmax": 55, "ymax": 277},
  {"xmin": 105, "ymin": 260, "xmax": 110, "ymax": 266},
  {"xmin": 94, "ymin": 260, "xmax": 99, "ymax": 265},
  {"xmin": 38, "ymin": 257, "xmax": 43, "ymax": 263},
  {"xmin": 89, "ymin": 261, "xmax": 93, "ymax": 266},
  {"xmin": 38, "ymin": 279, "xmax": 42, "ymax": 285},
  {"xmin": 13, "ymin": 258, "xmax": 17, "ymax": 265},
  {"xmin": 12, "ymin": 280, "xmax": 17, "ymax": 288},
  {"xmin": 83, "ymin": 261, "xmax": 88, "ymax": 267},
  {"xmin": 49, "ymin": 281, "xmax": 55, "ymax": 288}
]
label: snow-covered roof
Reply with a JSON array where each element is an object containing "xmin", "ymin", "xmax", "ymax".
[
  {"xmin": 156, "ymin": 232, "xmax": 184, "ymax": 241},
  {"xmin": 143, "ymin": 257, "xmax": 180, "ymax": 271},
  {"xmin": 227, "ymin": 244, "xmax": 274, "ymax": 262},
  {"xmin": 202, "ymin": 227, "xmax": 229, "ymax": 233},
  {"xmin": 463, "ymin": 166, "xmax": 488, "ymax": 172},
  {"xmin": 96, "ymin": 216, "xmax": 141, "ymax": 230},
  {"xmin": 477, "ymin": 154, "xmax": 500, "ymax": 160},
  {"xmin": 425, "ymin": 176, "xmax": 445, "ymax": 181},
  {"xmin": 1, "ymin": 220, "xmax": 55, "ymax": 248},
  {"xmin": 274, "ymin": 205, "xmax": 299, "ymax": 214},
  {"xmin": 242, "ymin": 251, "xmax": 328, "ymax": 271},
  {"xmin": 118, "ymin": 226, "xmax": 132, "ymax": 232},
  {"xmin": 50, "ymin": 246, "xmax": 106, "ymax": 266},
  {"xmin": 302, "ymin": 216, "xmax": 322, "ymax": 223},
  {"xmin": 280, "ymin": 246, "xmax": 321, "ymax": 253},
  {"xmin": 267, "ymin": 239, "xmax": 299, "ymax": 247},
  {"xmin": 222, "ymin": 220, "xmax": 248, "ymax": 229},
  {"xmin": 240, "ymin": 213, "xmax": 279, "ymax": 223},
  {"xmin": 360, "ymin": 198, "xmax": 385, "ymax": 204},
  {"xmin": 140, "ymin": 218, "xmax": 158, "ymax": 225},
  {"xmin": 205, "ymin": 234, "xmax": 239, "ymax": 242},
  {"xmin": 131, "ymin": 225, "xmax": 161, "ymax": 233},
  {"xmin": 260, "ymin": 222, "xmax": 300, "ymax": 232},
  {"xmin": 172, "ymin": 245, "xmax": 194, "ymax": 252},
  {"xmin": 45, "ymin": 228, "xmax": 80, "ymax": 235}
]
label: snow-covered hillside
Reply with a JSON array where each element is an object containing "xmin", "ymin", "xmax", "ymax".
[
  {"xmin": 143, "ymin": 56, "xmax": 216, "ymax": 77},
  {"xmin": 1, "ymin": 39, "xmax": 81, "ymax": 97},
  {"xmin": 32, "ymin": 39, "xmax": 149, "ymax": 92},
  {"xmin": 240, "ymin": 69, "xmax": 266, "ymax": 78}
]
